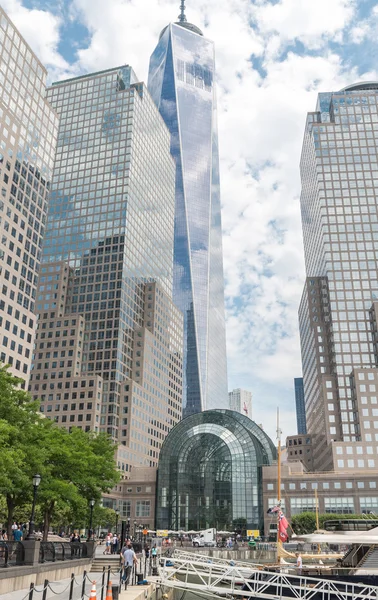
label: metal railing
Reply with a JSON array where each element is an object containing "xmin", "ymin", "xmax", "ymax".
[
  {"xmin": 0, "ymin": 541, "xmax": 25, "ymax": 567},
  {"xmin": 170, "ymin": 548, "xmax": 265, "ymax": 569},
  {"xmin": 158, "ymin": 551, "xmax": 378, "ymax": 600},
  {"xmin": 26, "ymin": 566, "xmax": 123, "ymax": 600},
  {"xmin": 39, "ymin": 542, "xmax": 89, "ymax": 563}
]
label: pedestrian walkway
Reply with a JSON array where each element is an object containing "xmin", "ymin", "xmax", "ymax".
[{"xmin": 0, "ymin": 572, "xmax": 157, "ymax": 600}]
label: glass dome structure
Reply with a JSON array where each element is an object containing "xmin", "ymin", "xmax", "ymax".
[{"xmin": 156, "ymin": 410, "xmax": 276, "ymax": 531}]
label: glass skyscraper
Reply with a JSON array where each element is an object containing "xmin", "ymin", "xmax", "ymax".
[
  {"xmin": 299, "ymin": 82, "xmax": 378, "ymax": 471},
  {"xmin": 148, "ymin": 7, "xmax": 228, "ymax": 415},
  {"xmin": 30, "ymin": 66, "xmax": 184, "ymax": 473}
]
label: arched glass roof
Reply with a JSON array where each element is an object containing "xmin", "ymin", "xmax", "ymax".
[{"xmin": 156, "ymin": 409, "xmax": 277, "ymax": 532}]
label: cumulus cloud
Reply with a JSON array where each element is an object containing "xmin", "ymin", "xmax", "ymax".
[
  {"xmin": 6, "ymin": 0, "xmax": 376, "ymax": 440},
  {"xmin": 2, "ymin": 0, "xmax": 69, "ymax": 71}
]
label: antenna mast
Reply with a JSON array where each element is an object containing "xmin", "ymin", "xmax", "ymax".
[{"xmin": 178, "ymin": 0, "xmax": 187, "ymax": 22}]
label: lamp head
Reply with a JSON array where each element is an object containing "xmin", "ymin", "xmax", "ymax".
[
  {"xmin": 33, "ymin": 474, "xmax": 41, "ymax": 487},
  {"xmin": 90, "ymin": 499, "xmax": 95, "ymax": 508}
]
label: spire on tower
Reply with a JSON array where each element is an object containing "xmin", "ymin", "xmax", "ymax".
[{"xmin": 178, "ymin": 0, "xmax": 187, "ymax": 22}]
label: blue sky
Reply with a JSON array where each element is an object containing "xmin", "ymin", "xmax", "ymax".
[{"xmin": 4, "ymin": 0, "xmax": 378, "ymax": 441}]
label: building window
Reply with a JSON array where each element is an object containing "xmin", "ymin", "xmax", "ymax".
[
  {"xmin": 136, "ymin": 501, "xmax": 150, "ymax": 518},
  {"xmin": 120, "ymin": 500, "xmax": 131, "ymax": 518},
  {"xmin": 360, "ymin": 497, "xmax": 378, "ymax": 513},
  {"xmin": 268, "ymin": 498, "xmax": 286, "ymax": 511},
  {"xmin": 291, "ymin": 498, "xmax": 316, "ymax": 515},
  {"xmin": 324, "ymin": 497, "xmax": 354, "ymax": 514}
]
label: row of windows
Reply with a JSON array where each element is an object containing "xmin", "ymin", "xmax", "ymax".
[{"xmin": 267, "ymin": 480, "xmax": 377, "ymax": 490}]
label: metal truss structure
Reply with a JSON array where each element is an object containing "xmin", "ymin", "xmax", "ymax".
[{"xmin": 158, "ymin": 550, "xmax": 378, "ymax": 600}]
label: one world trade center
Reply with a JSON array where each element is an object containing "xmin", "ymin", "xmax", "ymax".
[{"xmin": 148, "ymin": 1, "xmax": 228, "ymax": 415}]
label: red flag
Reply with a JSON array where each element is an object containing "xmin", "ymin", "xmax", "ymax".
[{"xmin": 278, "ymin": 511, "xmax": 289, "ymax": 541}]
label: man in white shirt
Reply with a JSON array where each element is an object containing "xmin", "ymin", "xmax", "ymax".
[{"xmin": 122, "ymin": 544, "xmax": 137, "ymax": 588}]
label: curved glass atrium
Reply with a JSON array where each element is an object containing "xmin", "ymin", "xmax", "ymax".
[{"xmin": 156, "ymin": 410, "xmax": 277, "ymax": 531}]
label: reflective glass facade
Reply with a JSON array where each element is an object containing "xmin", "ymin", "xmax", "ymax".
[
  {"xmin": 156, "ymin": 409, "xmax": 276, "ymax": 531},
  {"xmin": 299, "ymin": 82, "xmax": 378, "ymax": 470},
  {"xmin": 294, "ymin": 377, "xmax": 306, "ymax": 434},
  {"xmin": 148, "ymin": 22, "xmax": 228, "ymax": 415},
  {"xmin": 0, "ymin": 7, "xmax": 59, "ymax": 385},
  {"xmin": 31, "ymin": 66, "xmax": 184, "ymax": 472}
]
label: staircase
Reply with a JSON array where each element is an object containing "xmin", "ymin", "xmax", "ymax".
[
  {"xmin": 355, "ymin": 546, "xmax": 378, "ymax": 574},
  {"xmin": 90, "ymin": 553, "xmax": 121, "ymax": 573}
]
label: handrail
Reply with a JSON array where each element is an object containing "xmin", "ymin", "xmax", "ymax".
[{"xmin": 158, "ymin": 554, "xmax": 378, "ymax": 600}]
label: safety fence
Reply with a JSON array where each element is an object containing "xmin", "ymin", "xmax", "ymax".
[
  {"xmin": 22, "ymin": 565, "xmax": 123, "ymax": 600},
  {"xmin": 39, "ymin": 542, "xmax": 89, "ymax": 563},
  {"xmin": 0, "ymin": 541, "xmax": 25, "ymax": 567},
  {"xmin": 0, "ymin": 541, "xmax": 92, "ymax": 568}
]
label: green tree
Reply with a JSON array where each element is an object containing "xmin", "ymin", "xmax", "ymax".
[
  {"xmin": 0, "ymin": 367, "xmax": 49, "ymax": 536},
  {"xmin": 36, "ymin": 426, "xmax": 120, "ymax": 540},
  {"xmin": 0, "ymin": 365, "xmax": 120, "ymax": 539}
]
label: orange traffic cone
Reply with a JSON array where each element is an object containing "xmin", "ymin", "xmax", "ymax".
[
  {"xmin": 90, "ymin": 582, "xmax": 96, "ymax": 600},
  {"xmin": 105, "ymin": 581, "xmax": 112, "ymax": 600}
]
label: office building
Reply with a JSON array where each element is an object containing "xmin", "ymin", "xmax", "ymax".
[
  {"xmin": 0, "ymin": 7, "xmax": 59, "ymax": 384},
  {"xmin": 148, "ymin": 3, "xmax": 228, "ymax": 416},
  {"xmin": 29, "ymin": 66, "xmax": 183, "ymax": 473},
  {"xmin": 228, "ymin": 388, "xmax": 252, "ymax": 418},
  {"xmin": 294, "ymin": 377, "xmax": 306, "ymax": 434},
  {"xmin": 156, "ymin": 409, "xmax": 276, "ymax": 531},
  {"xmin": 299, "ymin": 82, "xmax": 378, "ymax": 471},
  {"xmin": 263, "ymin": 461, "xmax": 378, "ymax": 537},
  {"xmin": 286, "ymin": 434, "xmax": 314, "ymax": 470}
]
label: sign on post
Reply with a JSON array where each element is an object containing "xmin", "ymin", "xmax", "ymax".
[
  {"xmin": 156, "ymin": 529, "xmax": 169, "ymax": 537},
  {"xmin": 247, "ymin": 529, "xmax": 260, "ymax": 538}
]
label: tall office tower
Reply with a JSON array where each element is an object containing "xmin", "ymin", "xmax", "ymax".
[
  {"xmin": 294, "ymin": 378, "xmax": 306, "ymax": 434},
  {"xmin": 30, "ymin": 66, "xmax": 183, "ymax": 472},
  {"xmin": 148, "ymin": 2, "xmax": 228, "ymax": 416},
  {"xmin": 0, "ymin": 7, "xmax": 58, "ymax": 385},
  {"xmin": 228, "ymin": 388, "xmax": 252, "ymax": 418},
  {"xmin": 299, "ymin": 82, "xmax": 378, "ymax": 472}
]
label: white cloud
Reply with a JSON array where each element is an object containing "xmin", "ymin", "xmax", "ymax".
[
  {"xmin": 349, "ymin": 5, "xmax": 378, "ymax": 44},
  {"xmin": 1, "ymin": 0, "xmax": 69, "ymax": 72},
  {"xmin": 6, "ymin": 0, "xmax": 374, "ymax": 441},
  {"xmin": 253, "ymin": 0, "xmax": 356, "ymax": 50}
]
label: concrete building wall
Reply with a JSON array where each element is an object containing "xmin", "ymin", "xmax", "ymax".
[
  {"xmin": 263, "ymin": 461, "xmax": 378, "ymax": 536},
  {"xmin": 0, "ymin": 7, "xmax": 59, "ymax": 385}
]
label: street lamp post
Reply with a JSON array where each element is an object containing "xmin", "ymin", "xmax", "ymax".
[
  {"xmin": 115, "ymin": 509, "xmax": 119, "ymax": 536},
  {"xmin": 87, "ymin": 499, "xmax": 95, "ymax": 541},
  {"xmin": 126, "ymin": 518, "xmax": 130, "ymax": 540},
  {"xmin": 26, "ymin": 474, "xmax": 41, "ymax": 540},
  {"xmin": 134, "ymin": 520, "xmax": 137, "ymax": 539}
]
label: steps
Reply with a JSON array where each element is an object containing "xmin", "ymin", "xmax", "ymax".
[
  {"xmin": 355, "ymin": 546, "xmax": 378, "ymax": 574},
  {"xmin": 91, "ymin": 554, "xmax": 121, "ymax": 573}
]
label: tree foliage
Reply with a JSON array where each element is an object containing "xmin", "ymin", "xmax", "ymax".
[
  {"xmin": 291, "ymin": 512, "xmax": 378, "ymax": 534},
  {"xmin": 0, "ymin": 365, "xmax": 120, "ymax": 538}
]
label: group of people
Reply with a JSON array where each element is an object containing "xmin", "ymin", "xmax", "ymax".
[
  {"xmin": 103, "ymin": 532, "xmax": 119, "ymax": 554},
  {"xmin": 0, "ymin": 522, "xmax": 25, "ymax": 541}
]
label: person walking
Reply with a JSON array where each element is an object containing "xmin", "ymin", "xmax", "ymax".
[
  {"xmin": 13, "ymin": 527, "xmax": 23, "ymax": 542},
  {"xmin": 104, "ymin": 532, "xmax": 112, "ymax": 555},
  {"xmin": 122, "ymin": 543, "xmax": 137, "ymax": 588},
  {"xmin": 296, "ymin": 553, "xmax": 303, "ymax": 576},
  {"xmin": 112, "ymin": 534, "xmax": 119, "ymax": 554}
]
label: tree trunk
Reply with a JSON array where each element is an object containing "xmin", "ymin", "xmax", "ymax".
[
  {"xmin": 43, "ymin": 501, "xmax": 55, "ymax": 541},
  {"xmin": 6, "ymin": 495, "xmax": 14, "ymax": 540}
]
